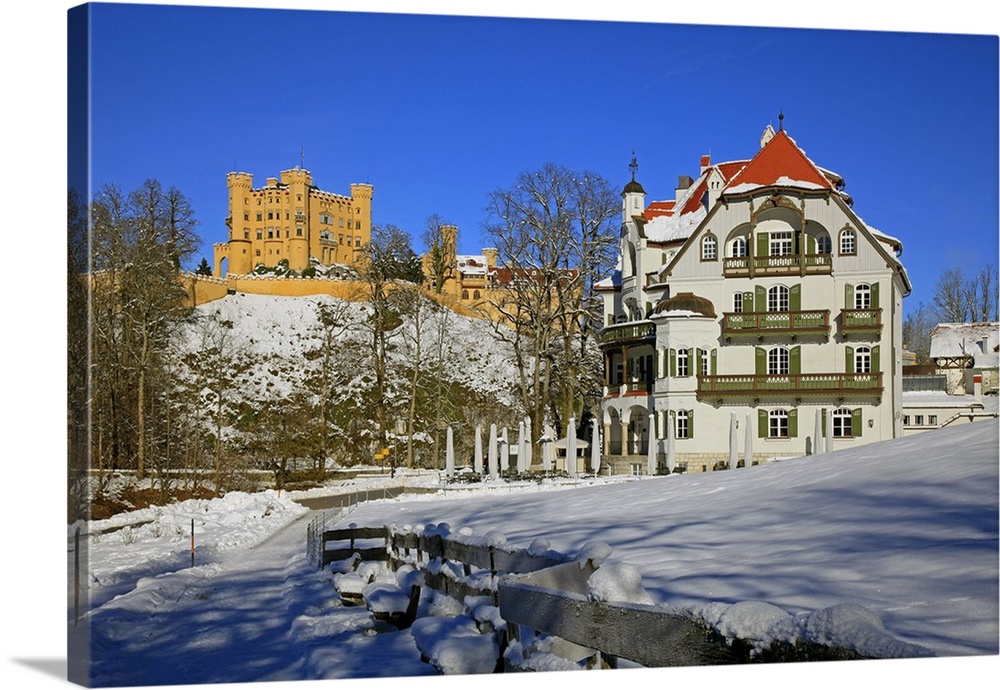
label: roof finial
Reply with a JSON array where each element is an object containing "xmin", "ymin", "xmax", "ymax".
[
  {"xmin": 778, "ymin": 111, "xmax": 784, "ymax": 131},
  {"xmin": 629, "ymin": 149, "xmax": 638, "ymax": 181}
]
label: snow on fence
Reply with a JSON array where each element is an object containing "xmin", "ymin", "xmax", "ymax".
[{"xmin": 314, "ymin": 523, "xmax": 741, "ymax": 669}]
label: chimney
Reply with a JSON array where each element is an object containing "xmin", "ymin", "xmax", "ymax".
[
  {"xmin": 675, "ymin": 175, "xmax": 693, "ymax": 204},
  {"xmin": 700, "ymin": 155, "xmax": 711, "ymax": 174}
]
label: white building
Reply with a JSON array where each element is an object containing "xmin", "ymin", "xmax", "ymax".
[{"xmin": 597, "ymin": 123, "xmax": 911, "ymax": 474}]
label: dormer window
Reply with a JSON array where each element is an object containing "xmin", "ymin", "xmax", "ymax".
[
  {"xmin": 701, "ymin": 234, "xmax": 717, "ymax": 261},
  {"xmin": 840, "ymin": 228, "xmax": 856, "ymax": 255}
]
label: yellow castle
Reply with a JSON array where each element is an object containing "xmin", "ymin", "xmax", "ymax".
[{"xmin": 213, "ymin": 167, "xmax": 372, "ymax": 276}]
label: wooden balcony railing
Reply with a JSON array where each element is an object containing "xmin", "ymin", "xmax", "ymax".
[
  {"xmin": 722, "ymin": 310, "xmax": 830, "ymax": 338},
  {"xmin": 696, "ymin": 372, "xmax": 882, "ymax": 399},
  {"xmin": 840, "ymin": 308, "xmax": 883, "ymax": 335},
  {"xmin": 723, "ymin": 253, "xmax": 833, "ymax": 277},
  {"xmin": 598, "ymin": 320, "xmax": 656, "ymax": 346}
]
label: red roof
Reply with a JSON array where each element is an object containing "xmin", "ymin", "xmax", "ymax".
[
  {"xmin": 723, "ymin": 130, "xmax": 832, "ymax": 192},
  {"xmin": 643, "ymin": 200, "xmax": 675, "ymax": 220}
]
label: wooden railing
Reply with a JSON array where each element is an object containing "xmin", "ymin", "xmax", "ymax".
[
  {"xmin": 696, "ymin": 372, "xmax": 882, "ymax": 399},
  {"xmin": 840, "ymin": 308, "xmax": 883, "ymax": 334},
  {"xmin": 316, "ymin": 524, "xmax": 882, "ymax": 669},
  {"xmin": 597, "ymin": 321, "xmax": 655, "ymax": 346},
  {"xmin": 722, "ymin": 310, "xmax": 830, "ymax": 337},
  {"xmin": 723, "ymin": 253, "xmax": 833, "ymax": 277}
]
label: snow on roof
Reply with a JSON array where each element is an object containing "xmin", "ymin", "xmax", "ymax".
[
  {"xmin": 456, "ymin": 255, "xmax": 488, "ymax": 275},
  {"xmin": 643, "ymin": 203, "xmax": 707, "ymax": 243},
  {"xmin": 930, "ymin": 322, "xmax": 1000, "ymax": 366},
  {"xmin": 595, "ymin": 268, "xmax": 621, "ymax": 290}
]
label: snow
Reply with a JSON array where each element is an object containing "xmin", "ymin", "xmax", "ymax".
[
  {"xmin": 60, "ymin": 419, "xmax": 998, "ymax": 688},
  {"xmin": 642, "ymin": 205, "xmax": 707, "ymax": 243}
]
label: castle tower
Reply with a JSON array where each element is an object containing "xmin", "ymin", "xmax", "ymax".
[
  {"xmin": 282, "ymin": 168, "xmax": 313, "ymax": 271},
  {"xmin": 350, "ymin": 183, "xmax": 374, "ymax": 261}
]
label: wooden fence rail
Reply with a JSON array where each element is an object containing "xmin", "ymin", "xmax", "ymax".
[{"xmin": 315, "ymin": 524, "xmax": 738, "ymax": 668}]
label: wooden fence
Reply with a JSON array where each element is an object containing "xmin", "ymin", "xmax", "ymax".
[{"xmin": 314, "ymin": 524, "xmax": 739, "ymax": 668}]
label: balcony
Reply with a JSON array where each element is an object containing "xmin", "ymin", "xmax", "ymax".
[
  {"xmin": 597, "ymin": 321, "xmax": 655, "ymax": 347},
  {"xmin": 723, "ymin": 253, "xmax": 833, "ymax": 278},
  {"xmin": 840, "ymin": 308, "xmax": 883, "ymax": 337},
  {"xmin": 722, "ymin": 310, "xmax": 830, "ymax": 339},
  {"xmin": 696, "ymin": 372, "xmax": 882, "ymax": 400}
]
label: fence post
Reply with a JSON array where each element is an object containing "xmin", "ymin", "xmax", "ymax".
[
  {"xmin": 489, "ymin": 545, "xmax": 498, "ymax": 606},
  {"xmin": 190, "ymin": 518, "xmax": 195, "ymax": 568}
]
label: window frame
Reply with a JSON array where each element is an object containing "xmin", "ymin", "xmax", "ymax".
[
  {"xmin": 768, "ymin": 410, "xmax": 789, "ymax": 438},
  {"xmin": 767, "ymin": 284, "xmax": 790, "ymax": 313},
  {"xmin": 701, "ymin": 234, "xmax": 718, "ymax": 261},
  {"xmin": 769, "ymin": 231, "xmax": 793, "ymax": 256},
  {"xmin": 855, "ymin": 345, "xmax": 872, "ymax": 374},
  {"xmin": 832, "ymin": 408, "xmax": 853, "ymax": 438},
  {"xmin": 839, "ymin": 228, "xmax": 857, "ymax": 255},
  {"xmin": 767, "ymin": 346, "xmax": 790, "ymax": 376}
]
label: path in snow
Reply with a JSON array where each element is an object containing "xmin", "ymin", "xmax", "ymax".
[{"xmin": 81, "ymin": 511, "xmax": 435, "ymax": 685}]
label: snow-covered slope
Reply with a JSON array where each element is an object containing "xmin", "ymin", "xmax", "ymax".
[{"xmin": 344, "ymin": 419, "xmax": 1000, "ymax": 658}]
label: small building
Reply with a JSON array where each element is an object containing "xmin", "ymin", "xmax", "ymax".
[{"xmin": 929, "ymin": 322, "xmax": 999, "ymax": 395}]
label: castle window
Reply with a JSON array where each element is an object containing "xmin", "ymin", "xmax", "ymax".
[
  {"xmin": 256, "ymin": 213, "xmax": 262, "ymax": 221},
  {"xmin": 462, "ymin": 290, "xmax": 469, "ymax": 299},
  {"xmin": 296, "ymin": 228, "xmax": 303, "ymax": 237},
  {"xmin": 730, "ymin": 237, "xmax": 747, "ymax": 258},
  {"xmin": 854, "ymin": 346, "xmax": 871, "ymax": 374},
  {"xmin": 676, "ymin": 348, "xmax": 689, "ymax": 377},
  {"xmin": 676, "ymin": 410, "xmax": 690, "ymax": 439},
  {"xmin": 817, "ymin": 234, "xmax": 832, "ymax": 254},
  {"xmin": 767, "ymin": 285, "xmax": 790, "ymax": 312},
  {"xmin": 854, "ymin": 284, "xmax": 871, "ymax": 310},
  {"xmin": 256, "ymin": 230, "xmax": 263, "ymax": 240},
  {"xmin": 267, "ymin": 229, "xmax": 274, "ymax": 239},
  {"xmin": 840, "ymin": 228, "xmax": 856, "ymax": 255},
  {"xmin": 255, "ymin": 249, "xmax": 261, "ymax": 256},
  {"xmin": 356, "ymin": 221, "xmax": 361, "ymax": 230},
  {"xmin": 701, "ymin": 234, "xmax": 717, "ymax": 261},
  {"xmin": 768, "ymin": 410, "xmax": 789, "ymax": 438},
  {"xmin": 473, "ymin": 290, "xmax": 481, "ymax": 300},
  {"xmin": 769, "ymin": 231, "xmax": 793, "ymax": 256},
  {"xmin": 833, "ymin": 408, "xmax": 853, "ymax": 438},
  {"xmin": 355, "ymin": 237, "xmax": 361, "ymax": 246},
  {"xmin": 268, "ymin": 211, "xmax": 274, "ymax": 220},
  {"xmin": 243, "ymin": 212, "xmax": 249, "ymax": 221},
  {"xmin": 339, "ymin": 219, "xmax": 344, "ymax": 227},
  {"xmin": 767, "ymin": 347, "xmax": 790, "ymax": 375}
]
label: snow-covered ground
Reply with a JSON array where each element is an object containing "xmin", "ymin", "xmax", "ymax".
[{"xmin": 45, "ymin": 419, "xmax": 997, "ymax": 689}]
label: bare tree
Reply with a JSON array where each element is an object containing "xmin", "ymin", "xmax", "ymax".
[
  {"xmin": 354, "ymin": 224, "xmax": 425, "ymax": 456},
  {"xmin": 483, "ymin": 163, "xmax": 618, "ymax": 451},
  {"xmin": 902, "ymin": 301, "xmax": 935, "ymax": 364},
  {"xmin": 932, "ymin": 264, "xmax": 999, "ymax": 323},
  {"xmin": 422, "ymin": 214, "xmax": 455, "ymax": 294}
]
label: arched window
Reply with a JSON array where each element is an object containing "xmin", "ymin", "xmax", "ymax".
[
  {"xmin": 461, "ymin": 289, "xmax": 469, "ymax": 300},
  {"xmin": 767, "ymin": 285, "xmax": 790, "ymax": 312},
  {"xmin": 833, "ymin": 408, "xmax": 853, "ymax": 437},
  {"xmin": 855, "ymin": 346, "xmax": 871, "ymax": 373},
  {"xmin": 730, "ymin": 237, "xmax": 747, "ymax": 258},
  {"xmin": 701, "ymin": 234, "xmax": 717, "ymax": 260},
  {"xmin": 676, "ymin": 410, "xmax": 689, "ymax": 439},
  {"xmin": 816, "ymin": 234, "xmax": 832, "ymax": 254},
  {"xmin": 676, "ymin": 348, "xmax": 690, "ymax": 377},
  {"xmin": 767, "ymin": 347, "xmax": 790, "ymax": 375},
  {"xmin": 840, "ymin": 228, "xmax": 856, "ymax": 255},
  {"xmin": 768, "ymin": 410, "xmax": 789, "ymax": 438},
  {"xmin": 854, "ymin": 284, "xmax": 871, "ymax": 310},
  {"xmin": 473, "ymin": 290, "xmax": 481, "ymax": 300}
]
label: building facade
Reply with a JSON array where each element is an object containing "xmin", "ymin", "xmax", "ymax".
[
  {"xmin": 213, "ymin": 168, "xmax": 373, "ymax": 276},
  {"xmin": 597, "ymin": 124, "xmax": 911, "ymax": 474}
]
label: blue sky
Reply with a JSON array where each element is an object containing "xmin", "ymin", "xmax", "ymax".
[{"xmin": 82, "ymin": 2, "xmax": 999, "ymax": 313}]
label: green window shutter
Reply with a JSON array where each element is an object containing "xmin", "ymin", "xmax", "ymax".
[
  {"xmin": 844, "ymin": 283, "xmax": 854, "ymax": 309},
  {"xmin": 744, "ymin": 291, "xmax": 754, "ymax": 312},
  {"xmin": 711, "ymin": 348, "xmax": 718, "ymax": 375},
  {"xmin": 755, "ymin": 285, "xmax": 766, "ymax": 311},
  {"xmin": 806, "ymin": 233, "xmax": 816, "ymax": 254},
  {"xmin": 695, "ymin": 348, "xmax": 703, "ymax": 376},
  {"xmin": 645, "ymin": 302, "xmax": 652, "ymax": 317},
  {"xmin": 688, "ymin": 409, "xmax": 695, "ymax": 438},
  {"xmin": 758, "ymin": 408, "xmax": 768, "ymax": 438},
  {"xmin": 790, "ymin": 283, "xmax": 801, "ymax": 312},
  {"xmin": 872, "ymin": 345, "xmax": 880, "ymax": 373},
  {"xmin": 790, "ymin": 345, "xmax": 801, "ymax": 374},
  {"xmin": 845, "ymin": 345, "xmax": 855, "ymax": 373},
  {"xmin": 820, "ymin": 407, "xmax": 827, "ymax": 435},
  {"xmin": 756, "ymin": 231, "xmax": 769, "ymax": 257},
  {"xmin": 669, "ymin": 349, "xmax": 676, "ymax": 377},
  {"xmin": 871, "ymin": 282, "xmax": 880, "ymax": 309},
  {"xmin": 755, "ymin": 346, "xmax": 766, "ymax": 375},
  {"xmin": 788, "ymin": 408, "xmax": 798, "ymax": 438},
  {"xmin": 852, "ymin": 408, "xmax": 863, "ymax": 437}
]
